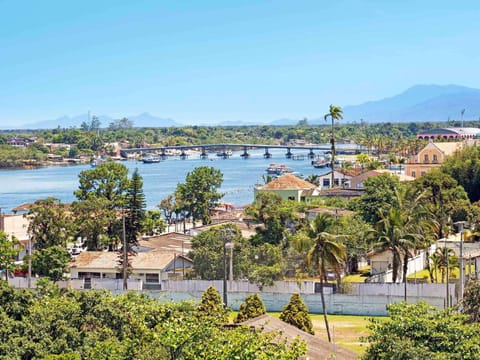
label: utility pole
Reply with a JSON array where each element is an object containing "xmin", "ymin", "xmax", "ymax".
[
  {"xmin": 27, "ymin": 234, "xmax": 32, "ymax": 289},
  {"xmin": 122, "ymin": 212, "xmax": 128, "ymax": 291}
]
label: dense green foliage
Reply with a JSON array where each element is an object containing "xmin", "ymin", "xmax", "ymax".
[
  {"xmin": 235, "ymin": 294, "xmax": 266, "ymax": 323},
  {"xmin": 363, "ymin": 301, "xmax": 480, "ymax": 359},
  {"xmin": 175, "ymin": 166, "xmax": 224, "ymax": 226},
  {"xmin": 0, "ymin": 281, "xmax": 306, "ymax": 359},
  {"xmin": 280, "ymin": 293, "xmax": 314, "ymax": 335},
  {"xmin": 442, "ymin": 145, "xmax": 480, "ymax": 203},
  {"xmin": 0, "ymin": 231, "xmax": 20, "ymax": 280},
  {"xmin": 196, "ymin": 286, "xmax": 228, "ymax": 322},
  {"xmin": 26, "ymin": 198, "xmax": 74, "ymax": 250},
  {"xmin": 30, "ymin": 246, "xmax": 70, "ymax": 282}
]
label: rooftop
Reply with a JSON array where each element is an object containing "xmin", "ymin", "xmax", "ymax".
[
  {"xmin": 239, "ymin": 315, "xmax": 357, "ymax": 360},
  {"xmin": 257, "ymin": 173, "xmax": 317, "ymax": 191}
]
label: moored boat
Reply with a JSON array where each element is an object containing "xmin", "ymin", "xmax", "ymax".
[
  {"xmin": 142, "ymin": 153, "xmax": 161, "ymax": 163},
  {"xmin": 266, "ymin": 163, "xmax": 293, "ymax": 175}
]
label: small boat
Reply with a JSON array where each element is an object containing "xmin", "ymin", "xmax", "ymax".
[
  {"xmin": 142, "ymin": 154, "xmax": 161, "ymax": 163},
  {"xmin": 266, "ymin": 163, "xmax": 293, "ymax": 175},
  {"xmin": 90, "ymin": 158, "xmax": 105, "ymax": 167},
  {"xmin": 311, "ymin": 159, "xmax": 329, "ymax": 168}
]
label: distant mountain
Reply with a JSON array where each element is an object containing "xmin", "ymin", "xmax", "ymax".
[
  {"xmin": 17, "ymin": 112, "xmax": 179, "ymax": 129},
  {"xmin": 342, "ymin": 84, "xmax": 480, "ymax": 123}
]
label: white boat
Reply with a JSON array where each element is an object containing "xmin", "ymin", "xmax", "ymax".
[
  {"xmin": 142, "ymin": 154, "xmax": 161, "ymax": 163},
  {"xmin": 266, "ymin": 163, "xmax": 293, "ymax": 175}
]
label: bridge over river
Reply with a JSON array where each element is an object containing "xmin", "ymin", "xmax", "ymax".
[{"xmin": 121, "ymin": 143, "xmax": 364, "ymax": 159}]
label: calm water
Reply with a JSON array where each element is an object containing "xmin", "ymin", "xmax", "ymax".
[{"xmin": 0, "ymin": 149, "xmax": 330, "ymax": 213}]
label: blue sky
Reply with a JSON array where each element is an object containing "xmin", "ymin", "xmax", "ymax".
[{"xmin": 1, "ymin": 0, "xmax": 479, "ymax": 126}]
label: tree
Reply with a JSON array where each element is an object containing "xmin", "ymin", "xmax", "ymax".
[
  {"xmin": 373, "ymin": 187, "xmax": 431, "ymax": 284},
  {"xmin": 25, "ymin": 198, "xmax": 73, "ymax": 250},
  {"xmin": 175, "ymin": 166, "xmax": 224, "ymax": 226},
  {"xmin": 158, "ymin": 194, "xmax": 176, "ymax": 226},
  {"xmin": 324, "ymin": 105, "xmax": 343, "ymax": 188},
  {"xmin": 442, "ymin": 145, "xmax": 480, "ymax": 202},
  {"xmin": 462, "ymin": 280, "xmax": 480, "ymax": 323},
  {"xmin": 125, "ymin": 168, "xmax": 146, "ymax": 249},
  {"xmin": 196, "ymin": 286, "xmax": 228, "ymax": 322},
  {"xmin": 141, "ymin": 210, "xmax": 165, "ymax": 236},
  {"xmin": 413, "ymin": 169, "xmax": 471, "ymax": 240},
  {"xmin": 0, "ymin": 231, "xmax": 20, "ymax": 280},
  {"xmin": 363, "ymin": 302, "xmax": 480, "ymax": 359},
  {"xmin": 234, "ymin": 294, "xmax": 266, "ymax": 323},
  {"xmin": 190, "ymin": 225, "xmax": 247, "ymax": 280},
  {"xmin": 304, "ymin": 213, "xmax": 346, "ymax": 342},
  {"xmin": 31, "ymin": 246, "xmax": 70, "ymax": 282},
  {"xmin": 245, "ymin": 192, "xmax": 297, "ymax": 246},
  {"xmin": 354, "ymin": 173, "xmax": 400, "ymax": 224},
  {"xmin": 280, "ymin": 293, "xmax": 314, "ymax": 335},
  {"xmin": 73, "ymin": 162, "xmax": 130, "ymax": 249}
]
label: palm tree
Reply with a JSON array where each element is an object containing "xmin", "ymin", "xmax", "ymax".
[
  {"xmin": 305, "ymin": 174, "xmax": 320, "ymax": 186},
  {"xmin": 324, "ymin": 105, "xmax": 343, "ymax": 188},
  {"xmin": 373, "ymin": 188, "xmax": 430, "ymax": 284},
  {"xmin": 305, "ymin": 213, "xmax": 346, "ymax": 342}
]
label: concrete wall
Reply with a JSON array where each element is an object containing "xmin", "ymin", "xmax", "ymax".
[{"xmin": 149, "ymin": 291, "xmax": 447, "ymax": 316}]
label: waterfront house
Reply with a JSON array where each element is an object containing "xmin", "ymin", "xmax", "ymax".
[
  {"xmin": 404, "ymin": 141, "xmax": 463, "ymax": 178},
  {"xmin": 254, "ymin": 173, "xmax": 319, "ymax": 202}
]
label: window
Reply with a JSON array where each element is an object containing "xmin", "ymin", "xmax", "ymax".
[
  {"xmin": 146, "ymin": 273, "xmax": 159, "ymax": 283},
  {"xmin": 424, "ymin": 154, "xmax": 429, "ymax": 163},
  {"xmin": 433, "ymin": 154, "xmax": 438, "ymax": 163},
  {"xmin": 323, "ymin": 179, "xmax": 330, "ymax": 187},
  {"xmin": 421, "ymin": 171, "xmax": 426, "ymax": 176},
  {"xmin": 411, "ymin": 171, "xmax": 416, "ymax": 178}
]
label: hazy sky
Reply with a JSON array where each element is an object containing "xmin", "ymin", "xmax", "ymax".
[{"xmin": 1, "ymin": 0, "xmax": 479, "ymax": 126}]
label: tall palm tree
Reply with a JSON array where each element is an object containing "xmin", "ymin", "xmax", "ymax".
[
  {"xmin": 305, "ymin": 213, "xmax": 346, "ymax": 342},
  {"xmin": 324, "ymin": 105, "xmax": 343, "ymax": 188}
]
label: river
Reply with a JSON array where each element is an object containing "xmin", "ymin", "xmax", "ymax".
[{"xmin": 0, "ymin": 148, "xmax": 331, "ymax": 213}]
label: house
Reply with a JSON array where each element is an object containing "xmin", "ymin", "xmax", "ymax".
[
  {"xmin": 70, "ymin": 250, "xmax": 193, "ymax": 285},
  {"xmin": 349, "ymin": 169, "xmax": 415, "ymax": 189},
  {"xmin": 0, "ymin": 213, "xmax": 30, "ymax": 260},
  {"xmin": 317, "ymin": 170, "xmax": 353, "ymax": 189},
  {"xmin": 239, "ymin": 315, "xmax": 357, "ymax": 359},
  {"xmin": 405, "ymin": 141, "xmax": 463, "ymax": 178},
  {"xmin": 254, "ymin": 173, "xmax": 319, "ymax": 202}
]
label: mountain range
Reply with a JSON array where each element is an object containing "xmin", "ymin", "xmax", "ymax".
[{"xmin": 6, "ymin": 84, "xmax": 480, "ymax": 129}]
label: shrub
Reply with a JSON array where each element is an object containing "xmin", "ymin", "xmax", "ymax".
[
  {"xmin": 196, "ymin": 286, "xmax": 228, "ymax": 323},
  {"xmin": 234, "ymin": 293, "xmax": 266, "ymax": 323},
  {"xmin": 279, "ymin": 293, "xmax": 314, "ymax": 334}
]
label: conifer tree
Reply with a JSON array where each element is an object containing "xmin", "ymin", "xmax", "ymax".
[
  {"xmin": 197, "ymin": 286, "xmax": 228, "ymax": 323},
  {"xmin": 280, "ymin": 293, "xmax": 314, "ymax": 335},
  {"xmin": 235, "ymin": 293, "xmax": 266, "ymax": 323}
]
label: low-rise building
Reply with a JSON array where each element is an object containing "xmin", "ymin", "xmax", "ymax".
[
  {"xmin": 70, "ymin": 250, "xmax": 193, "ymax": 286},
  {"xmin": 254, "ymin": 173, "xmax": 319, "ymax": 202},
  {"xmin": 404, "ymin": 141, "xmax": 463, "ymax": 178}
]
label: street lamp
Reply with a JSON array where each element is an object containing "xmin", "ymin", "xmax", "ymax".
[
  {"xmin": 221, "ymin": 226, "xmax": 234, "ymax": 307},
  {"xmin": 454, "ymin": 221, "xmax": 467, "ymax": 303}
]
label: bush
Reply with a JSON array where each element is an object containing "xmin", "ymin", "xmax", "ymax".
[
  {"xmin": 279, "ymin": 293, "xmax": 314, "ymax": 334},
  {"xmin": 196, "ymin": 286, "xmax": 228, "ymax": 323},
  {"xmin": 234, "ymin": 293, "xmax": 266, "ymax": 323}
]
